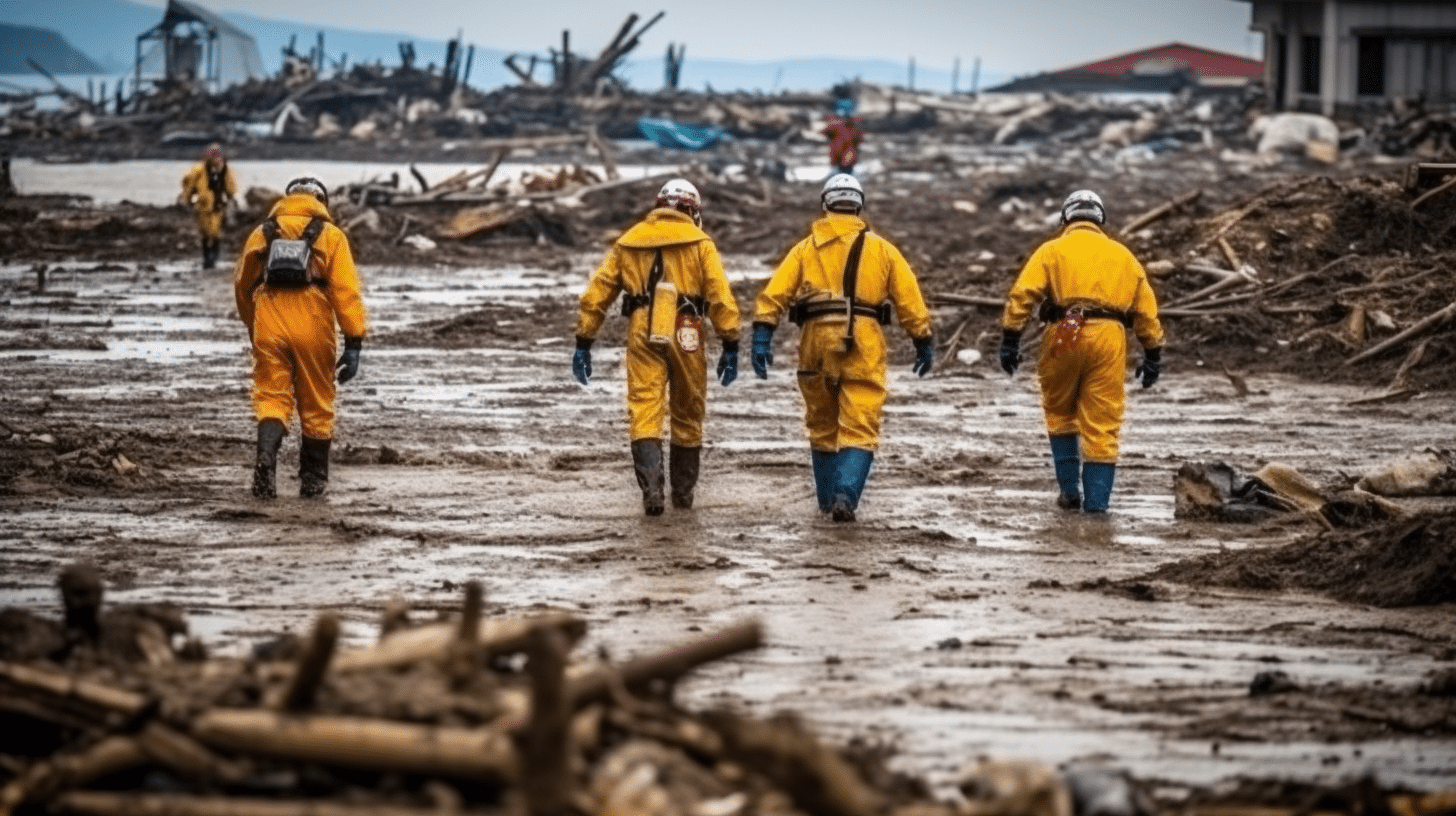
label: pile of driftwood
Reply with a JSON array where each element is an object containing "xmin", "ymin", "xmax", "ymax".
[{"xmin": 3, "ymin": 563, "xmax": 994, "ymax": 816}]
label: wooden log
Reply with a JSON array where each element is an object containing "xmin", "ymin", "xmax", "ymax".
[
  {"xmin": 1411, "ymin": 174, "xmax": 1456, "ymax": 210},
  {"xmin": 939, "ymin": 315, "xmax": 972, "ymax": 356},
  {"xmin": 522, "ymin": 170, "xmax": 678, "ymax": 203},
  {"xmin": 191, "ymin": 710, "xmax": 518, "ymax": 781},
  {"xmin": 519, "ymin": 627, "xmax": 571, "ymax": 816},
  {"xmin": 1335, "ymin": 266, "xmax": 1437, "ymax": 298},
  {"xmin": 1119, "ymin": 188, "xmax": 1201, "ymax": 235},
  {"xmin": 1164, "ymin": 267, "xmax": 1257, "ymax": 309},
  {"xmin": 0, "ymin": 661, "xmax": 148, "ymax": 717},
  {"xmin": 568, "ymin": 14, "xmax": 638, "ymax": 93},
  {"xmin": 1346, "ymin": 300, "xmax": 1456, "ymax": 366},
  {"xmin": 1348, "ymin": 388, "xmax": 1418, "ymax": 407},
  {"xmin": 586, "ymin": 124, "xmax": 619, "ymax": 181},
  {"xmin": 1181, "ymin": 263, "xmax": 1240, "ymax": 282},
  {"xmin": 53, "ymin": 791, "xmax": 494, "ymax": 816},
  {"xmin": 278, "ymin": 613, "xmax": 339, "ymax": 712},
  {"xmin": 0, "ymin": 736, "xmax": 146, "ymax": 816},
  {"xmin": 504, "ymin": 54, "xmax": 539, "ymax": 87},
  {"xmin": 567, "ymin": 620, "xmax": 762, "ymax": 708},
  {"xmin": 135, "ymin": 723, "xmax": 250, "ymax": 785},
  {"xmin": 1217, "ymin": 237, "xmax": 1242, "ymax": 273},
  {"xmin": 407, "ymin": 164, "xmax": 429, "ymax": 194},
  {"xmin": 704, "ymin": 709, "xmax": 884, "ymax": 816},
  {"xmin": 446, "ymin": 581, "xmax": 484, "ymax": 691},
  {"xmin": 929, "ymin": 292, "xmax": 1004, "ymax": 308},
  {"xmin": 329, "ymin": 611, "xmax": 585, "ymax": 674}
]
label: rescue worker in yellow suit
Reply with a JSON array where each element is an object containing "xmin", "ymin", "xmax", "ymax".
[
  {"xmin": 998, "ymin": 190, "xmax": 1165, "ymax": 514},
  {"xmin": 752, "ymin": 174, "xmax": 934, "ymax": 523},
  {"xmin": 178, "ymin": 143, "xmax": 237, "ymax": 269},
  {"xmin": 234, "ymin": 177, "xmax": 368, "ymax": 499},
  {"xmin": 573, "ymin": 179, "xmax": 742, "ymax": 516}
]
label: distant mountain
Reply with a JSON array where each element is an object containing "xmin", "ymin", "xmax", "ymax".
[
  {"xmin": 0, "ymin": 0, "xmax": 1005, "ymax": 93},
  {"xmin": 0, "ymin": 23, "xmax": 106, "ymax": 74},
  {"xmin": 0, "ymin": 0, "xmax": 154, "ymax": 73}
]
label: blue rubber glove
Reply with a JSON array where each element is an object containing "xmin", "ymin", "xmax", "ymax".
[
  {"xmin": 1135, "ymin": 346, "xmax": 1161, "ymax": 389},
  {"xmin": 717, "ymin": 340, "xmax": 739, "ymax": 387},
  {"xmin": 572, "ymin": 337, "xmax": 593, "ymax": 386},
  {"xmin": 999, "ymin": 330, "xmax": 1021, "ymax": 376},
  {"xmin": 751, "ymin": 322, "xmax": 774, "ymax": 379},
  {"xmin": 912, "ymin": 336, "xmax": 934, "ymax": 377},
  {"xmin": 336, "ymin": 336, "xmax": 362, "ymax": 384}
]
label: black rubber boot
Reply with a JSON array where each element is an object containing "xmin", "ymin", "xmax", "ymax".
[
  {"xmin": 299, "ymin": 436, "xmax": 331, "ymax": 498},
  {"xmin": 251, "ymin": 419, "xmax": 285, "ymax": 499},
  {"xmin": 669, "ymin": 444, "xmax": 701, "ymax": 509},
  {"xmin": 201, "ymin": 239, "xmax": 217, "ymax": 269},
  {"xmin": 630, "ymin": 439, "xmax": 665, "ymax": 516}
]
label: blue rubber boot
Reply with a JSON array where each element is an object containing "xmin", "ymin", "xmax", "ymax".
[
  {"xmin": 811, "ymin": 449, "xmax": 838, "ymax": 513},
  {"xmin": 830, "ymin": 448, "xmax": 875, "ymax": 523},
  {"xmin": 1049, "ymin": 434, "xmax": 1082, "ymax": 510},
  {"xmin": 1082, "ymin": 462, "xmax": 1117, "ymax": 513}
]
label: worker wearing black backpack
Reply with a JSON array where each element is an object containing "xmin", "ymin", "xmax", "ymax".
[{"xmin": 234, "ymin": 177, "xmax": 368, "ymax": 499}]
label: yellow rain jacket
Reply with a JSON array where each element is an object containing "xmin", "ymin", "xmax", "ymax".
[
  {"xmin": 1001, "ymin": 221, "xmax": 1164, "ymax": 462},
  {"xmin": 577, "ymin": 208, "xmax": 741, "ymax": 446},
  {"xmin": 234, "ymin": 194, "xmax": 368, "ymax": 441},
  {"xmin": 755, "ymin": 212, "xmax": 932, "ymax": 452},
  {"xmin": 179, "ymin": 160, "xmax": 237, "ymax": 240}
]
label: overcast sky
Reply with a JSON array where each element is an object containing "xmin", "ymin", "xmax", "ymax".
[{"xmin": 127, "ymin": 0, "xmax": 1261, "ymax": 76}]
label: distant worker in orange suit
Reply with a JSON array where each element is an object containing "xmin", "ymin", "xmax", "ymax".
[
  {"xmin": 821, "ymin": 97, "xmax": 864, "ymax": 175},
  {"xmin": 234, "ymin": 177, "xmax": 368, "ymax": 500},
  {"xmin": 178, "ymin": 142, "xmax": 236, "ymax": 269}
]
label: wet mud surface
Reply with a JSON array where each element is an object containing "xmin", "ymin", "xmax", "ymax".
[{"xmin": 3, "ymin": 249, "xmax": 1456, "ymax": 795}]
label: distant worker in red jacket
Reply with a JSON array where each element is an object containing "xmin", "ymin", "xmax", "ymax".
[{"xmin": 821, "ymin": 97, "xmax": 864, "ymax": 175}]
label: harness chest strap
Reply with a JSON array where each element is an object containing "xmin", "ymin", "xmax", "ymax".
[{"xmin": 619, "ymin": 248, "xmax": 706, "ymax": 316}]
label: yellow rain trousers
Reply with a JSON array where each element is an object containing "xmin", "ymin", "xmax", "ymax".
[
  {"xmin": 755, "ymin": 212, "xmax": 932, "ymax": 452},
  {"xmin": 576, "ymin": 208, "xmax": 741, "ymax": 446},
  {"xmin": 234, "ymin": 194, "xmax": 368, "ymax": 440},
  {"xmin": 1001, "ymin": 221, "xmax": 1164, "ymax": 463},
  {"xmin": 179, "ymin": 160, "xmax": 236, "ymax": 241}
]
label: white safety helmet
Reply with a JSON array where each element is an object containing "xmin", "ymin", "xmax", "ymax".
[
  {"xmin": 285, "ymin": 176, "xmax": 329, "ymax": 206},
  {"xmin": 1060, "ymin": 189, "xmax": 1105, "ymax": 226},
  {"xmin": 821, "ymin": 173, "xmax": 864, "ymax": 213},
  {"xmin": 656, "ymin": 178, "xmax": 703, "ymax": 224}
]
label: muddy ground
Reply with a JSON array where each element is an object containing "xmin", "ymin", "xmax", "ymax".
[{"xmin": 2, "ymin": 139, "xmax": 1456, "ymax": 799}]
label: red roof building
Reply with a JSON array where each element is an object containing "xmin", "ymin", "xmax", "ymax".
[{"xmin": 1056, "ymin": 42, "xmax": 1263, "ymax": 88}]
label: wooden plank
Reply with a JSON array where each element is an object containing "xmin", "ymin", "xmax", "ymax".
[{"xmin": 191, "ymin": 710, "xmax": 518, "ymax": 781}]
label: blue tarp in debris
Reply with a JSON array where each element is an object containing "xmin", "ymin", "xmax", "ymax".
[{"xmin": 636, "ymin": 117, "xmax": 727, "ymax": 150}]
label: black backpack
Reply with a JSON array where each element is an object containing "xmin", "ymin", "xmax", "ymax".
[{"xmin": 260, "ymin": 217, "xmax": 327, "ymax": 288}]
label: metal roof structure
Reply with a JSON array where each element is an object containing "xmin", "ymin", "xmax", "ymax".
[{"xmin": 135, "ymin": 0, "xmax": 265, "ymax": 92}]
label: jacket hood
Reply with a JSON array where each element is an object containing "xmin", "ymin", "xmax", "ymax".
[
  {"xmin": 811, "ymin": 211, "xmax": 867, "ymax": 248},
  {"xmin": 268, "ymin": 193, "xmax": 333, "ymax": 222},
  {"xmin": 617, "ymin": 208, "xmax": 709, "ymax": 248}
]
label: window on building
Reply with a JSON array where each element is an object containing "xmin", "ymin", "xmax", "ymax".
[
  {"xmin": 1301, "ymin": 35, "xmax": 1322, "ymax": 94},
  {"xmin": 1358, "ymin": 36, "xmax": 1386, "ymax": 96}
]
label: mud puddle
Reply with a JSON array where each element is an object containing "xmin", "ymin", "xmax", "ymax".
[{"xmin": 2, "ymin": 258, "xmax": 1455, "ymax": 794}]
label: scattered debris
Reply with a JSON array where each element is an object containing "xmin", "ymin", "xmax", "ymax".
[{"xmin": 1141, "ymin": 507, "xmax": 1456, "ymax": 607}]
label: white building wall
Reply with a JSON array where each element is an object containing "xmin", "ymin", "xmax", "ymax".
[{"xmin": 1247, "ymin": 1, "xmax": 1456, "ymax": 106}]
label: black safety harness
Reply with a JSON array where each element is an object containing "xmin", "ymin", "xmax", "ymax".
[
  {"xmin": 205, "ymin": 162, "xmax": 230, "ymax": 211},
  {"xmin": 787, "ymin": 229, "xmax": 892, "ymax": 347},
  {"xmin": 619, "ymin": 248, "xmax": 707, "ymax": 318},
  {"xmin": 1038, "ymin": 300, "xmax": 1133, "ymax": 327}
]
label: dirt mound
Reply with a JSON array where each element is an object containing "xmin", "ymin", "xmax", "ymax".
[{"xmin": 1141, "ymin": 508, "xmax": 1456, "ymax": 607}]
